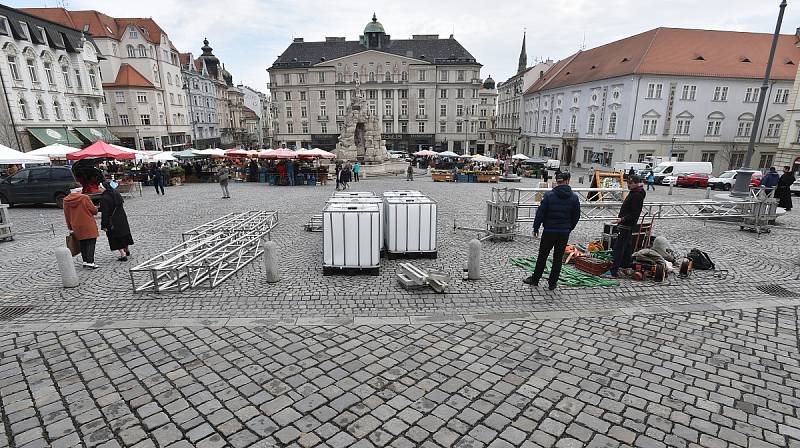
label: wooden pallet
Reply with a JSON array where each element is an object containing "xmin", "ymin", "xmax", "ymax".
[
  {"xmin": 386, "ymin": 251, "xmax": 438, "ymax": 260},
  {"xmin": 322, "ymin": 266, "xmax": 380, "ymax": 276}
]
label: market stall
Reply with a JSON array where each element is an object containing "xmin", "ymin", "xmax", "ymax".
[{"xmin": 66, "ymin": 141, "xmax": 135, "ymax": 192}]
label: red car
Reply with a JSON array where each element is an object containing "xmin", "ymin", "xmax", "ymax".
[{"xmin": 676, "ymin": 173, "xmax": 709, "ymax": 188}]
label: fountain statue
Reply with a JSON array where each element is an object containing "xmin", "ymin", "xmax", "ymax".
[{"xmin": 335, "ymin": 80, "xmax": 389, "ymax": 162}]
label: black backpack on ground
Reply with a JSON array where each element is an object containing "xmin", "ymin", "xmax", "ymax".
[{"xmin": 687, "ymin": 249, "xmax": 715, "ymax": 270}]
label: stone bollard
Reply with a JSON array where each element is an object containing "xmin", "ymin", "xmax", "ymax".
[
  {"xmin": 705, "ymin": 186, "xmax": 711, "ymax": 199},
  {"xmin": 467, "ymin": 239, "xmax": 481, "ymax": 280},
  {"xmin": 55, "ymin": 247, "xmax": 79, "ymax": 288},
  {"xmin": 263, "ymin": 239, "xmax": 280, "ymax": 283},
  {"xmin": 668, "ymin": 182, "xmax": 674, "ymax": 196}
]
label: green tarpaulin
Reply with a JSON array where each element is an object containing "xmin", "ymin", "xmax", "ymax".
[
  {"xmin": 27, "ymin": 127, "xmax": 83, "ymax": 147},
  {"xmin": 74, "ymin": 127, "xmax": 119, "ymax": 144}
]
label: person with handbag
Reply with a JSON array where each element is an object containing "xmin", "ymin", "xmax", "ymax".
[
  {"xmin": 100, "ymin": 182, "xmax": 133, "ymax": 261},
  {"xmin": 63, "ymin": 187, "xmax": 99, "ymax": 269}
]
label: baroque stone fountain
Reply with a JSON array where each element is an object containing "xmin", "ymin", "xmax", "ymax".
[{"xmin": 335, "ymin": 80, "xmax": 389, "ymax": 162}]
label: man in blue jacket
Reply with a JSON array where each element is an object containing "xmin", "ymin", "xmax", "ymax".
[{"xmin": 524, "ymin": 172, "xmax": 581, "ymax": 290}]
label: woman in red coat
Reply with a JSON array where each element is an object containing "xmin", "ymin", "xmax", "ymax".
[{"xmin": 63, "ymin": 187, "xmax": 100, "ymax": 268}]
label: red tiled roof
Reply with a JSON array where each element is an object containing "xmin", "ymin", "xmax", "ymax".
[
  {"xmin": 21, "ymin": 8, "xmax": 167, "ymax": 44},
  {"xmin": 102, "ymin": 64, "xmax": 154, "ymax": 88},
  {"xmin": 527, "ymin": 27, "xmax": 800, "ymax": 94},
  {"xmin": 178, "ymin": 52, "xmax": 190, "ymax": 67}
]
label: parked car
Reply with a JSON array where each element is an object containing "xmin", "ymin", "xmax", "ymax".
[
  {"xmin": 791, "ymin": 179, "xmax": 800, "ymax": 196},
  {"xmin": 661, "ymin": 175, "xmax": 680, "ymax": 185},
  {"xmin": 708, "ymin": 170, "xmax": 763, "ymax": 190},
  {"xmin": 676, "ymin": 173, "xmax": 709, "ymax": 188},
  {"xmin": 651, "ymin": 161, "xmax": 713, "ymax": 184},
  {"xmin": 388, "ymin": 150, "xmax": 409, "ymax": 160},
  {"xmin": 0, "ymin": 166, "xmax": 101, "ymax": 208}
]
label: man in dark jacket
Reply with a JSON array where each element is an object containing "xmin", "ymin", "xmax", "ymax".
[
  {"xmin": 605, "ymin": 175, "xmax": 646, "ymax": 278},
  {"xmin": 524, "ymin": 172, "xmax": 581, "ymax": 290},
  {"xmin": 761, "ymin": 166, "xmax": 780, "ymax": 195}
]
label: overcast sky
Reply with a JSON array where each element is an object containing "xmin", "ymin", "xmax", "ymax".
[{"xmin": 10, "ymin": 0, "xmax": 800, "ymax": 93}]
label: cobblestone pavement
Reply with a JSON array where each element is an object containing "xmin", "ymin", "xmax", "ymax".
[
  {"xmin": 1, "ymin": 306, "xmax": 799, "ymax": 447},
  {"xmin": 0, "ymin": 176, "xmax": 798, "ymax": 323},
  {"xmin": 1, "ymin": 176, "xmax": 800, "ymax": 447}
]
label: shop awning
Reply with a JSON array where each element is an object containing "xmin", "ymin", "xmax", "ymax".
[
  {"xmin": 74, "ymin": 127, "xmax": 119, "ymax": 144},
  {"xmin": 27, "ymin": 127, "xmax": 83, "ymax": 147}
]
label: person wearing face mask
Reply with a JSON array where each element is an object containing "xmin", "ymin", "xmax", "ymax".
[{"xmin": 603, "ymin": 174, "xmax": 646, "ymax": 278}]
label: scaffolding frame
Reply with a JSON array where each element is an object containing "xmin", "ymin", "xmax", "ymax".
[
  {"xmin": 455, "ymin": 187, "xmax": 778, "ymax": 240},
  {"xmin": 130, "ymin": 211, "xmax": 278, "ymax": 293}
]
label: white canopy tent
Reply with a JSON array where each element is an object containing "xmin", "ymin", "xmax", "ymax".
[
  {"xmin": 195, "ymin": 148, "xmax": 226, "ymax": 157},
  {"xmin": 110, "ymin": 144, "xmax": 150, "ymax": 161},
  {"xmin": 0, "ymin": 144, "xmax": 50, "ymax": 165},
  {"xmin": 512, "ymin": 153, "xmax": 529, "ymax": 160},
  {"xmin": 26, "ymin": 144, "xmax": 79, "ymax": 158},
  {"xmin": 152, "ymin": 151, "xmax": 177, "ymax": 162},
  {"xmin": 472, "ymin": 155, "xmax": 498, "ymax": 164}
]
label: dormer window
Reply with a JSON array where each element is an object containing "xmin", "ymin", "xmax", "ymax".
[
  {"xmin": 0, "ymin": 16, "xmax": 9, "ymax": 36},
  {"xmin": 19, "ymin": 22, "xmax": 29, "ymax": 40},
  {"xmin": 740, "ymin": 57, "xmax": 751, "ymax": 63},
  {"xmin": 129, "ymin": 28, "xmax": 138, "ymax": 39},
  {"xmin": 36, "ymin": 26, "xmax": 46, "ymax": 44},
  {"xmin": 694, "ymin": 55, "xmax": 705, "ymax": 61}
]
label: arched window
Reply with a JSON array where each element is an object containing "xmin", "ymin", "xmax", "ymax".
[
  {"xmin": 369, "ymin": 72, "xmax": 375, "ymax": 82},
  {"xmin": 18, "ymin": 98, "xmax": 28, "ymax": 119},
  {"xmin": 554, "ymin": 115, "xmax": 560, "ymax": 133},
  {"xmin": 167, "ymin": 73, "xmax": 172, "ymax": 85},
  {"xmin": 570, "ymin": 114, "xmax": 577, "ymax": 132},
  {"xmin": 608, "ymin": 112, "xmax": 617, "ymax": 134},
  {"xmin": 88, "ymin": 69, "xmax": 97, "ymax": 88},
  {"xmin": 36, "ymin": 99, "xmax": 45, "ymax": 119},
  {"xmin": 70, "ymin": 102, "xmax": 79, "ymax": 120},
  {"xmin": 540, "ymin": 114, "xmax": 548, "ymax": 133},
  {"xmin": 353, "ymin": 71, "xmax": 359, "ymax": 81},
  {"xmin": 401, "ymin": 71, "xmax": 408, "ymax": 81},
  {"xmin": 86, "ymin": 104, "xmax": 95, "ymax": 120},
  {"xmin": 126, "ymin": 45, "xmax": 135, "ymax": 58},
  {"xmin": 53, "ymin": 101, "xmax": 61, "ymax": 120},
  {"xmin": 384, "ymin": 72, "xmax": 391, "ymax": 82},
  {"xmin": 337, "ymin": 72, "xmax": 343, "ymax": 83},
  {"xmin": 587, "ymin": 113, "xmax": 596, "ymax": 134},
  {"xmin": 137, "ymin": 45, "xmax": 147, "ymax": 58}
]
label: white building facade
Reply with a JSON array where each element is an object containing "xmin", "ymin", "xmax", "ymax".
[
  {"xmin": 23, "ymin": 8, "xmax": 191, "ymax": 151},
  {"xmin": 268, "ymin": 15, "xmax": 492, "ymax": 154},
  {"xmin": 522, "ymin": 28, "xmax": 797, "ymax": 173},
  {"xmin": 0, "ymin": 5, "xmax": 109, "ymax": 151}
]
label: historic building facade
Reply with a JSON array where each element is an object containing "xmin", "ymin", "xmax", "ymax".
[
  {"xmin": 495, "ymin": 32, "xmax": 553, "ymax": 156},
  {"xmin": 521, "ymin": 28, "xmax": 796, "ymax": 173},
  {"xmin": 268, "ymin": 14, "xmax": 491, "ymax": 154},
  {"xmin": 24, "ymin": 7, "xmax": 191, "ymax": 151},
  {"xmin": 260, "ymin": 92, "xmax": 274, "ymax": 148},
  {"xmin": 179, "ymin": 39, "xmax": 225, "ymax": 149},
  {"xmin": 238, "ymin": 84, "xmax": 265, "ymax": 147},
  {"xmin": 0, "ymin": 5, "xmax": 109, "ymax": 151}
]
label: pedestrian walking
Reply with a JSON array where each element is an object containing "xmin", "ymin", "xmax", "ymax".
[
  {"xmin": 628, "ymin": 166, "xmax": 636, "ymax": 181},
  {"xmin": 777, "ymin": 166, "xmax": 795, "ymax": 211},
  {"xmin": 542, "ymin": 169, "xmax": 549, "ymax": 184},
  {"xmin": 161, "ymin": 163, "xmax": 170, "ymax": 190},
  {"xmin": 287, "ymin": 160, "xmax": 296, "ymax": 186},
  {"xmin": 761, "ymin": 166, "xmax": 779, "ymax": 196},
  {"xmin": 587, "ymin": 166, "xmax": 595, "ymax": 182},
  {"xmin": 63, "ymin": 187, "xmax": 100, "ymax": 269},
  {"xmin": 353, "ymin": 161, "xmax": 361, "ymax": 182},
  {"xmin": 335, "ymin": 162, "xmax": 342, "ymax": 190},
  {"xmin": 218, "ymin": 164, "xmax": 231, "ymax": 199},
  {"xmin": 100, "ymin": 182, "xmax": 133, "ymax": 261},
  {"xmin": 646, "ymin": 171, "xmax": 656, "ymax": 191},
  {"xmin": 406, "ymin": 163, "xmax": 414, "ymax": 181},
  {"xmin": 604, "ymin": 175, "xmax": 646, "ymax": 278},
  {"xmin": 151, "ymin": 163, "xmax": 165, "ymax": 195},
  {"xmin": 524, "ymin": 172, "xmax": 581, "ymax": 290}
]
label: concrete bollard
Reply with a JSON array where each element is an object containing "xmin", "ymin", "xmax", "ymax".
[
  {"xmin": 263, "ymin": 239, "xmax": 280, "ymax": 283},
  {"xmin": 467, "ymin": 239, "xmax": 481, "ymax": 280},
  {"xmin": 668, "ymin": 182, "xmax": 674, "ymax": 195},
  {"xmin": 705, "ymin": 186, "xmax": 711, "ymax": 199},
  {"xmin": 55, "ymin": 247, "xmax": 79, "ymax": 288}
]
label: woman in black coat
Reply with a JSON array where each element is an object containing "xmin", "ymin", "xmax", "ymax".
[{"xmin": 100, "ymin": 182, "xmax": 134, "ymax": 261}]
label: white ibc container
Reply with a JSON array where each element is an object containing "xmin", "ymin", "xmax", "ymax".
[
  {"xmin": 326, "ymin": 197, "xmax": 385, "ymax": 250},
  {"xmin": 332, "ymin": 191, "xmax": 377, "ymax": 198},
  {"xmin": 384, "ymin": 197, "xmax": 437, "ymax": 253},
  {"xmin": 382, "ymin": 190, "xmax": 424, "ymax": 199},
  {"xmin": 323, "ymin": 203, "xmax": 380, "ymax": 269}
]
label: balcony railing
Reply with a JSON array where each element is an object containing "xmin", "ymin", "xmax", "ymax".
[
  {"xmin": 416, "ymin": 114, "xmax": 428, "ymax": 120},
  {"xmin": 317, "ymin": 115, "xmax": 328, "ymax": 121},
  {"xmin": 399, "ymin": 113, "xmax": 408, "ymax": 120}
]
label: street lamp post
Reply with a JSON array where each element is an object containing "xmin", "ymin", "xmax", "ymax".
[
  {"xmin": 732, "ymin": 0, "xmax": 787, "ymax": 197},
  {"xmin": 669, "ymin": 137, "xmax": 676, "ymax": 160},
  {"xmin": 464, "ymin": 118, "xmax": 470, "ymax": 156}
]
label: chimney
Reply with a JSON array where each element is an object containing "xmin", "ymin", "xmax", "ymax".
[{"xmin": 293, "ymin": 38, "xmax": 304, "ymax": 43}]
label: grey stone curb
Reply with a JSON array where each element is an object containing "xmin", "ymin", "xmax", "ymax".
[{"xmin": 2, "ymin": 297, "xmax": 798, "ymax": 333}]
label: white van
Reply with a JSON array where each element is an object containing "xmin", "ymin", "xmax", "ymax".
[{"xmin": 651, "ymin": 161, "xmax": 713, "ymax": 184}]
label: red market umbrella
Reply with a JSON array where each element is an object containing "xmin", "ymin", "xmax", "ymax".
[
  {"xmin": 225, "ymin": 148, "xmax": 251, "ymax": 158},
  {"xmin": 298, "ymin": 148, "xmax": 335, "ymax": 159},
  {"xmin": 260, "ymin": 148, "xmax": 298, "ymax": 159},
  {"xmin": 67, "ymin": 140, "xmax": 136, "ymax": 160}
]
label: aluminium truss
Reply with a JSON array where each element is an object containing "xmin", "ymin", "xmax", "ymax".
[
  {"xmin": 456, "ymin": 187, "xmax": 778, "ymax": 240},
  {"xmin": 130, "ymin": 211, "xmax": 278, "ymax": 293}
]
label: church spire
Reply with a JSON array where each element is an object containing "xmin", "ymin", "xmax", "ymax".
[{"xmin": 518, "ymin": 31, "xmax": 527, "ymax": 73}]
